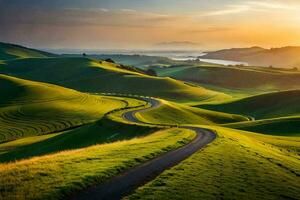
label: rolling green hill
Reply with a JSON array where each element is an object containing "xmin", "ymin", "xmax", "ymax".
[
  {"xmin": 200, "ymin": 46, "xmax": 300, "ymax": 68},
  {"xmin": 226, "ymin": 116, "xmax": 300, "ymax": 136},
  {"xmin": 0, "ymin": 117, "xmax": 153, "ymax": 163},
  {"xmin": 128, "ymin": 126, "xmax": 300, "ymax": 200},
  {"xmin": 199, "ymin": 90, "xmax": 300, "ymax": 136},
  {"xmin": 87, "ymin": 54, "xmax": 173, "ymax": 70},
  {"xmin": 0, "ymin": 42, "xmax": 299, "ymax": 200},
  {"xmin": 154, "ymin": 65, "xmax": 300, "ymax": 95},
  {"xmin": 0, "ymin": 74, "xmax": 129, "ymax": 143},
  {"xmin": 200, "ymin": 90, "xmax": 300, "ymax": 119},
  {"xmin": 0, "ymin": 56, "xmax": 230, "ymax": 104},
  {"xmin": 136, "ymin": 99, "xmax": 248, "ymax": 125},
  {"xmin": 0, "ymin": 128, "xmax": 195, "ymax": 200},
  {"xmin": 0, "ymin": 42, "xmax": 55, "ymax": 60}
]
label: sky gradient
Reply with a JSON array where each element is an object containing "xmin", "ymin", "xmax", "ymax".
[{"xmin": 1, "ymin": 0, "xmax": 300, "ymax": 50}]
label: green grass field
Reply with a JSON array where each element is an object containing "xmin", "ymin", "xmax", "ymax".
[
  {"xmin": 0, "ymin": 117, "xmax": 155, "ymax": 163},
  {"xmin": 197, "ymin": 90, "xmax": 300, "ymax": 136},
  {"xmin": 0, "ymin": 74, "xmax": 133, "ymax": 143},
  {"xmin": 154, "ymin": 64, "xmax": 300, "ymax": 96},
  {"xmin": 0, "ymin": 42, "xmax": 55, "ymax": 60},
  {"xmin": 200, "ymin": 90, "xmax": 300, "ymax": 119},
  {"xmin": 135, "ymin": 99, "xmax": 249, "ymax": 125},
  {"xmin": 0, "ymin": 56, "xmax": 230, "ymax": 104},
  {"xmin": 128, "ymin": 126, "xmax": 300, "ymax": 200},
  {"xmin": 0, "ymin": 128, "xmax": 195, "ymax": 200},
  {"xmin": 0, "ymin": 43, "xmax": 299, "ymax": 200},
  {"xmin": 226, "ymin": 116, "xmax": 300, "ymax": 136}
]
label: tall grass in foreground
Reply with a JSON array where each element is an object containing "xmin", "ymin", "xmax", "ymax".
[
  {"xmin": 127, "ymin": 126, "xmax": 300, "ymax": 200},
  {"xmin": 0, "ymin": 128, "xmax": 195, "ymax": 200}
]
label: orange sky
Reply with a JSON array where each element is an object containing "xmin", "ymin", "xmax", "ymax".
[{"xmin": 1, "ymin": 0, "xmax": 300, "ymax": 50}]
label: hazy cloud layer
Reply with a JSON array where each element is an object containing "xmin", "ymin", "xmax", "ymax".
[{"xmin": 0, "ymin": 0, "xmax": 300, "ymax": 49}]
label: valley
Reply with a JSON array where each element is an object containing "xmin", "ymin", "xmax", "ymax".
[{"xmin": 0, "ymin": 42, "xmax": 299, "ymax": 200}]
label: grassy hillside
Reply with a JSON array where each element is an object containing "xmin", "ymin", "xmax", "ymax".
[
  {"xmin": 90, "ymin": 54, "xmax": 173, "ymax": 70},
  {"xmin": 0, "ymin": 128, "xmax": 195, "ymax": 200},
  {"xmin": 0, "ymin": 117, "xmax": 154, "ymax": 163},
  {"xmin": 0, "ymin": 42, "xmax": 55, "ymax": 60},
  {"xmin": 0, "ymin": 57, "xmax": 230, "ymax": 104},
  {"xmin": 201, "ymin": 46, "xmax": 266, "ymax": 60},
  {"xmin": 0, "ymin": 42, "xmax": 299, "ymax": 200},
  {"xmin": 226, "ymin": 116, "xmax": 300, "ymax": 136},
  {"xmin": 0, "ymin": 74, "xmax": 131, "ymax": 143},
  {"xmin": 128, "ymin": 126, "xmax": 300, "ymax": 200},
  {"xmin": 136, "ymin": 99, "xmax": 248, "ymax": 125},
  {"xmin": 200, "ymin": 90, "xmax": 300, "ymax": 135},
  {"xmin": 201, "ymin": 46, "xmax": 300, "ymax": 68},
  {"xmin": 154, "ymin": 65, "xmax": 300, "ymax": 95},
  {"xmin": 200, "ymin": 90, "xmax": 300, "ymax": 119},
  {"xmin": 67, "ymin": 53, "xmax": 210, "ymax": 70}
]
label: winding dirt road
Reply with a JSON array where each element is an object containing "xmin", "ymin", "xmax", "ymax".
[{"xmin": 71, "ymin": 98, "xmax": 216, "ymax": 200}]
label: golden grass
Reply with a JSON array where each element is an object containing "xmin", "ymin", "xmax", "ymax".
[
  {"xmin": 0, "ymin": 74, "xmax": 145, "ymax": 142},
  {"xmin": 128, "ymin": 126, "xmax": 300, "ymax": 200},
  {"xmin": 135, "ymin": 99, "xmax": 248, "ymax": 125},
  {"xmin": 0, "ymin": 128, "xmax": 195, "ymax": 200}
]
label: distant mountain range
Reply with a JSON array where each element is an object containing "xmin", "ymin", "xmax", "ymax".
[
  {"xmin": 154, "ymin": 41, "xmax": 200, "ymax": 50},
  {"xmin": 200, "ymin": 46, "xmax": 300, "ymax": 68}
]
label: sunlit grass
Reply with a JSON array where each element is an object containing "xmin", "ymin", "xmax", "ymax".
[
  {"xmin": 136, "ymin": 99, "xmax": 248, "ymax": 125},
  {"xmin": 226, "ymin": 116, "xmax": 300, "ymax": 136},
  {"xmin": 0, "ymin": 42, "xmax": 52, "ymax": 60},
  {"xmin": 0, "ymin": 57, "xmax": 232, "ymax": 104},
  {"xmin": 0, "ymin": 128, "xmax": 195, "ymax": 200},
  {"xmin": 0, "ymin": 74, "xmax": 132, "ymax": 143},
  {"xmin": 127, "ymin": 126, "xmax": 300, "ymax": 200},
  {"xmin": 155, "ymin": 64, "xmax": 300, "ymax": 96},
  {"xmin": 201, "ymin": 90, "xmax": 300, "ymax": 120},
  {"xmin": 0, "ymin": 43, "xmax": 299, "ymax": 200}
]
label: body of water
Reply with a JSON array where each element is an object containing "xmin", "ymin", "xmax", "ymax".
[
  {"xmin": 53, "ymin": 48, "xmax": 248, "ymax": 66},
  {"xmin": 129, "ymin": 51, "xmax": 249, "ymax": 66},
  {"xmin": 169, "ymin": 53, "xmax": 248, "ymax": 66}
]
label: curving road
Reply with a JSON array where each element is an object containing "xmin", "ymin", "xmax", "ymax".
[{"xmin": 71, "ymin": 98, "xmax": 216, "ymax": 200}]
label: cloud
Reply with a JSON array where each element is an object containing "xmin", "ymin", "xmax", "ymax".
[
  {"xmin": 183, "ymin": 27, "xmax": 233, "ymax": 34},
  {"xmin": 246, "ymin": 1, "xmax": 296, "ymax": 10},
  {"xmin": 155, "ymin": 41, "xmax": 199, "ymax": 46},
  {"xmin": 1, "ymin": 0, "xmax": 299, "ymax": 29},
  {"xmin": 153, "ymin": 41, "xmax": 201, "ymax": 50},
  {"xmin": 199, "ymin": 5, "xmax": 250, "ymax": 17},
  {"xmin": 99, "ymin": 8, "xmax": 109, "ymax": 12},
  {"xmin": 1, "ymin": 0, "xmax": 300, "ymax": 49},
  {"xmin": 195, "ymin": 0, "xmax": 300, "ymax": 18},
  {"xmin": 268, "ymin": 0, "xmax": 300, "ymax": 5},
  {"xmin": 120, "ymin": 9, "xmax": 136, "ymax": 12},
  {"xmin": 0, "ymin": 7, "xmax": 176, "ymax": 28}
]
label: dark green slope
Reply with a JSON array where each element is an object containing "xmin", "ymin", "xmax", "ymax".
[
  {"xmin": 0, "ymin": 42, "xmax": 55, "ymax": 60},
  {"xmin": 0, "ymin": 74, "xmax": 128, "ymax": 143},
  {"xmin": 200, "ymin": 90, "xmax": 300, "ymax": 119},
  {"xmin": 200, "ymin": 89, "xmax": 300, "ymax": 135},
  {"xmin": 155, "ymin": 65, "xmax": 300, "ymax": 94},
  {"xmin": 226, "ymin": 116, "xmax": 300, "ymax": 136},
  {"xmin": 0, "ymin": 56, "xmax": 229, "ymax": 104}
]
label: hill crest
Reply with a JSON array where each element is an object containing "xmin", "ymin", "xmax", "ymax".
[
  {"xmin": 201, "ymin": 46, "xmax": 300, "ymax": 68},
  {"xmin": 0, "ymin": 42, "xmax": 56, "ymax": 60}
]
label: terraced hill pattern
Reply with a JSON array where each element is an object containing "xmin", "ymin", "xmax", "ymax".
[{"xmin": 0, "ymin": 43, "xmax": 299, "ymax": 200}]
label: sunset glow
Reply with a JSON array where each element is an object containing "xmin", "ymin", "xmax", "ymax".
[{"xmin": 1, "ymin": 0, "xmax": 300, "ymax": 49}]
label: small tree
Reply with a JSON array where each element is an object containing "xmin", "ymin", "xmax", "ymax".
[
  {"xmin": 146, "ymin": 69, "xmax": 157, "ymax": 76},
  {"xmin": 105, "ymin": 58, "xmax": 115, "ymax": 63},
  {"xmin": 82, "ymin": 53, "xmax": 87, "ymax": 57}
]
